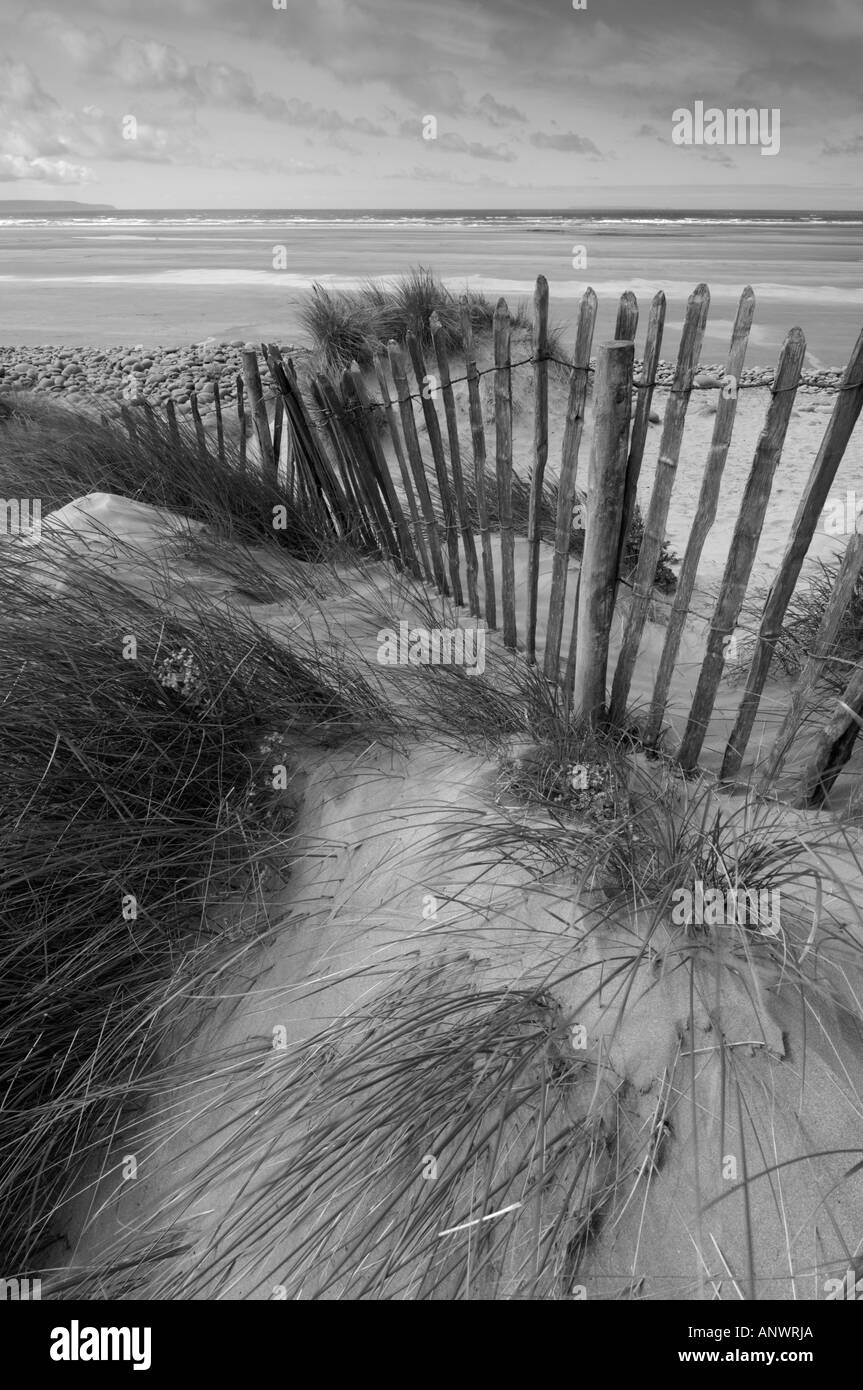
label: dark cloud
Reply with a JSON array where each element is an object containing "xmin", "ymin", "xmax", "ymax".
[
  {"xmin": 530, "ymin": 132, "xmax": 601, "ymax": 156},
  {"xmin": 24, "ymin": 13, "xmax": 388, "ymax": 136},
  {"xmin": 476, "ymin": 92, "xmax": 527, "ymax": 126},
  {"xmin": 437, "ymin": 132, "xmax": 515, "ymax": 161},
  {"xmin": 821, "ymin": 136, "xmax": 863, "ymax": 156},
  {"xmin": 397, "ymin": 120, "xmax": 515, "ymax": 161},
  {"xmin": 700, "ymin": 147, "xmax": 736, "ymax": 168}
]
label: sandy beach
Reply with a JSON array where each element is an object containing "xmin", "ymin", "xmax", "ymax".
[{"xmin": 19, "ymin": 484, "xmax": 862, "ymax": 1301}]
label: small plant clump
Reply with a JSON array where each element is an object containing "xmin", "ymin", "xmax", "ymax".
[
  {"xmin": 156, "ymin": 646, "xmax": 206, "ymax": 708},
  {"xmin": 497, "ymin": 742, "xmax": 624, "ymax": 825}
]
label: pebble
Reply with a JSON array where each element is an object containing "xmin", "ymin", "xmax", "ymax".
[{"xmin": 0, "ymin": 341, "xmax": 302, "ymax": 410}]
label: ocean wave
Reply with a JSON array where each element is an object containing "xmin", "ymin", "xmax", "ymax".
[
  {"xmin": 0, "ymin": 269, "xmax": 367, "ymax": 287},
  {"xmin": 451, "ymin": 277, "xmax": 863, "ymax": 305},
  {"xmin": 0, "ymin": 269, "xmax": 861, "ymax": 306},
  {"xmin": 1, "ymin": 213, "xmax": 861, "ymax": 231}
]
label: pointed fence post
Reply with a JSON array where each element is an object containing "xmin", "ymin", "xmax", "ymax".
[
  {"xmin": 677, "ymin": 327, "xmax": 806, "ymax": 774},
  {"xmin": 615, "ymin": 290, "xmax": 639, "ymax": 342},
  {"xmin": 407, "ymin": 331, "xmax": 462, "ymax": 604},
  {"xmin": 758, "ymin": 525, "xmax": 863, "ymax": 791},
  {"xmin": 374, "ymin": 354, "xmax": 433, "ymax": 582},
  {"xmin": 241, "ymin": 346, "xmax": 275, "ymax": 484},
  {"xmin": 643, "ymin": 287, "xmax": 756, "ymax": 749},
  {"xmin": 431, "ymin": 311, "xmax": 480, "ymax": 616},
  {"xmin": 388, "ymin": 340, "xmax": 448, "ymax": 595},
  {"xmin": 608, "ymin": 283, "xmax": 710, "ymax": 727},
  {"xmin": 543, "ymin": 287, "xmax": 598, "ymax": 682},
  {"xmin": 459, "ymin": 299, "xmax": 496, "ymax": 628},
  {"xmin": 572, "ymin": 341, "xmax": 634, "ymax": 726},
  {"xmin": 616, "ymin": 290, "xmax": 666, "ymax": 575},
  {"xmin": 526, "ymin": 275, "xmax": 549, "ymax": 661},
  {"xmin": 802, "ymin": 664, "xmax": 863, "ymax": 807},
  {"xmin": 721, "ymin": 323, "xmax": 863, "ymax": 780},
  {"xmin": 213, "ymin": 380, "xmax": 226, "ymax": 465},
  {"xmin": 236, "ymin": 374, "xmax": 247, "ymax": 472},
  {"xmin": 494, "ymin": 299, "xmax": 517, "ymax": 647}
]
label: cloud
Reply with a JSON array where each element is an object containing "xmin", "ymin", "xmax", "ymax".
[
  {"xmin": 437, "ymin": 132, "xmax": 515, "ymax": 161},
  {"xmin": 754, "ymin": 0, "xmax": 863, "ymax": 42},
  {"xmin": 203, "ymin": 153, "xmax": 342, "ymax": 176},
  {"xmin": 329, "ymin": 132, "xmax": 363, "ymax": 156},
  {"xmin": 821, "ymin": 135, "xmax": 863, "ymax": 156},
  {"xmin": 476, "ymin": 92, "xmax": 527, "ymax": 126},
  {"xmin": 397, "ymin": 121, "xmax": 515, "ymax": 160},
  {"xmin": 699, "ymin": 147, "xmax": 736, "ymax": 167},
  {"xmin": 0, "ymin": 59, "xmax": 200, "ymax": 170},
  {"xmin": 33, "ymin": 0, "xmax": 863, "ymax": 118},
  {"xmin": 0, "ymin": 154, "xmax": 96, "ymax": 184},
  {"xmin": 530, "ymin": 131, "xmax": 601, "ymax": 155},
  {"xmin": 270, "ymin": 100, "xmax": 385, "ymax": 136},
  {"xmin": 23, "ymin": 13, "xmax": 388, "ymax": 136},
  {"xmin": 386, "ymin": 164, "xmax": 519, "ymax": 189}
]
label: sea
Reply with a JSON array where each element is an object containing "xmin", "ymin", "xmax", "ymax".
[{"xmin": 0, "ymin": 209, "xmax": 861, "ymax": 366}]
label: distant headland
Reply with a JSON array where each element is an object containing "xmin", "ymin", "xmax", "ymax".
[{"xmin": 0, "ymin": 199, "xmax": 117, "ymax": 213}]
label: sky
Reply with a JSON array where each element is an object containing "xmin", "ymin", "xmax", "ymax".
[{"xmin": 0, "ymin": 0, "xmax": 860, "ymax": 210}]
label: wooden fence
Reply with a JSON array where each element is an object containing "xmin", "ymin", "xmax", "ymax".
[{"xmin": 142, "ymin": 279, "xmax": 863, "ymax": 809}]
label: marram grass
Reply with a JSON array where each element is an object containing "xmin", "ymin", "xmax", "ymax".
[{"xmin": 3, "ymin": 394, "xmax": 863, "ymax": 1301}]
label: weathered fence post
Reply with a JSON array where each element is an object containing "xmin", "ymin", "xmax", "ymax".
[
  {"xmin": 347, "ymin": 363, "xmax": 420, "ymax": 576},
  {"xmin": 643, "ymin": 286, "xmax": 756, "ymax": 749},
  {"xmin": 236, "ymin": 374, "xmax": 247, "ymax": 471},
  {"xmin": 608, "ymin": 283, "xmax": 710, "ymax": 727},
  {"xmin": 322, "ymin": 372, "xmax": 389, "ymax": 548},
  {"xmin": 543, "ymin": 287, "xmax": 598, "ymax": 682},
  {"xmin": 213, "ymin": 380, "xmax": 226, "ymax": 465},
  {"xmin": 189, "ymin": 390, "xmax": 208, "ymax": 464},
  {"xmin": 272, "ymin": 394, "xmax": 284, "ymax": 480},
  {"xmin": 309, "ymin": 377, "xmax": 370, "ymax": 548},
  {"xmin": 388, "ymin": 340, "xmax": 448, "ymax": 595},
  {"xmin": 758, "ymin": 525, "xmax": 863, "ymax": 791},
  {"xmin": 165, "ymin": 397, "xmax": 181, "ymax": 452},
  {"xmin": 802, "ymin": 664, "xmax": 863, "ymax": 807},
  {"xmin": 572, "ymin": 341, "xmax": 634, "ymax": 725},
  {"xmin": 494, "ymin": 298, "xmax": 517, "ymax": 648},
  {"xmin": 616, "ymin": 289, "xmax": 666, "ymax": 575},
  {"xmin": 721, "ymin": 323, "xmax": 863, "ymax": 781},
  {"xmin": 677, "ymin": 327, "xmax": 806, "ymax": 774},
  {"xmin": 615, "ymin": 290, "xmax": 639, "ymax": 342},
  {"xmin": 268, "ymin": 354, "xmax": 350, "ymax": 537},
  {"xmin": 407, "ymin": 331, "xmax": 463, "ymax": 605},
  {"xmin": 526, "ymin": 275, "xmax": 549, "ymax": 662},
  {"xmin": 120, "ymin": 404, "xmax": 139, "ymax": 443},
  {"xmin": 459, "ymin": 299, "xmax": 496, "ymax": 629},
  {"xmin": 431, "ymin": 312, "xmax": 480, "ymax": 616},
  {"xmin": 374, "ymin": 354, "xmax": 433, "ymax": 582},
  {"xmin": 241, "ymin": 347, "xmax": 275, "ymax": 485}
]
